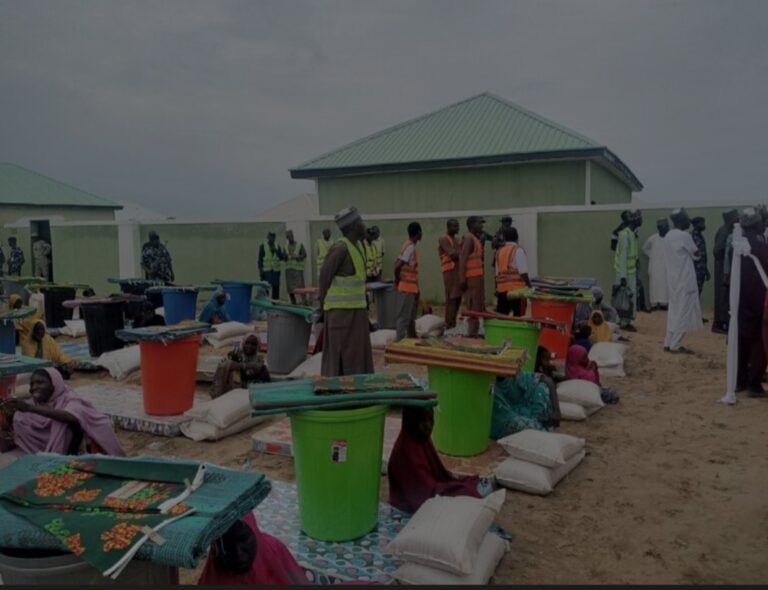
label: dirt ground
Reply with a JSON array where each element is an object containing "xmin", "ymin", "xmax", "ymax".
[{"xmin": 68, "ymin": 310, "xmax": 768, "ymax": 584}]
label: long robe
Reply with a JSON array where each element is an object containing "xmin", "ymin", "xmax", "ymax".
[
  {"xmin": 459, "ymin": 234, "xmax": 486, "ymax": 336},
  {"xmin": 614, "ymin": 228, "xmax": 637, "ymax": 322},
  {"xmin": 737, "ymin": 231, "xmax": 768, "ymax": 388},
  {"xmin": 438, "ymin": 233, "xmax": 463, "ymax": 328},
  {"xmin": 387, "ymin": 429, "xmax": 480, "ymax": 514},
  {"xmin": 713, "ymin": 223, "xmax": 733, "ymax": 327},
  {"xmin": 664, "ymin": 229, "xmax": 703, "ymax": 335},
  {"xmin": 642, "ymin": 233, "xmax": 668, "ymax": 305},
  {"xmin": 318, "ymin": 240, "xmax": 374, "ymax": 377}
]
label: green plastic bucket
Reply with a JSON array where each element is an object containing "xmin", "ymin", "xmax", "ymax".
[
  {"xmin": 483, "ymin": 318, "xmax": 541, "ymax": 373},
  {"xmin": 290, "ymin": 405, "xmax": 387, "ymax": 541},
  {"xmin": 429, "ymin": 366, "xmax": 494, "ymax": 457}
]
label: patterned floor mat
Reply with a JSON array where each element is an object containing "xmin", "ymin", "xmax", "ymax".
[
  {"xmin": 59, "ymin": 341, "xmax": 97, "ymax": 362},
  {"xmin": 251, "ymin": 415, "xmax": 506, "ymax": 476},
  {"xmin": 254, "ymin": 480, "xmax": 409, "ymax": 584},
  {"xmin": 75, "ymin": 383, "xmax": 195, "ymax": 437}
]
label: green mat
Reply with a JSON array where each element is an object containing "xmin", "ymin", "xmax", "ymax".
[
  {"xmin": 0, "ymin": 455, "xmax": 271, "ymax": 571},
  {"xmin": 249, "ymin": 378, "xmax": 437, "ymax": 415}
]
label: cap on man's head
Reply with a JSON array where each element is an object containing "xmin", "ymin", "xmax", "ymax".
[
  {"xmin": 740, "ymin": 207, "xmax": 761, "ymax": 228},
  {"xmin": 591, "ymin": 285, "xmax": 604, "ymax": 300},
  {"xmin": 334, "ymin": 206, "xmax": 362, "ymax": 230},
  {"xmin": 148, "ymin": 230, "xmax": 159, "ymax": 239},
  {"xmin": 670, "ymin": 207, "xmax": 689, "ymax": 222},
  {"xmin": 723, "ymin": 209, "xmax": 739, "ymax": 224}
]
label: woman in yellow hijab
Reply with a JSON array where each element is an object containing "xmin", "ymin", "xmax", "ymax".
[{"xmin": 588, "ymin": 310, "xmax": 613, "ymax": 344}]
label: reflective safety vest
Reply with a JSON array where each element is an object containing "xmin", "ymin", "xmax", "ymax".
[
  {"xmin": 397, "ymin": 240, "xmax": 419, "ymax": 294},
  {"xmin": 495, "ymin": 243, "xmax": 526, "ymax": 293},
  {"xmin": 439, "ymin": 234, "xmax": 460, "ymax": 273},
  {"xmin": 323, "ymin": 238, "xmax": 367, "ymax": 311},
  {"xmin": 464, "ymin": 234, "xmax": 484, "ymax": 279},
  {"xmin": 284, "ymin": 241, "xmax": 305, "ymax": 272},
  {"xmin": 316, "ymin": 239, "xmax": 331, "ymax": 272},
  {"xmin": 613, "ymin": 227, "xmax": 638, "ymax": 275},
  {"xmin": 261, "ymin": 242, "xmax": 282, "ymax": 273},
  {"xmin": 363, "ymin": 241, "xmax": 381, "ymax": 277}
]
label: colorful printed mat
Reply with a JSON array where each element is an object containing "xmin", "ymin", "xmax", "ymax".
[
  {"xmin": 251, "ymin": 415, "xmax": 506, "ymax": 476},
  {"xmin": 254, "ymin": 480, "xmax": 409, "ymax": 584},
  {"xmin": 311, "ymin": 373, "xmax": 419, "ymax": 395},
  {"xmin": 60, "ymin": 341, "xmax": 98, "ymax": 363},
  {"xmin": 74, "ymin": 384, "xmax": 194, "ymax": 437},
  {"xmin": 0, "ymin": 457, "xmax": 203, "ymax": 578}
]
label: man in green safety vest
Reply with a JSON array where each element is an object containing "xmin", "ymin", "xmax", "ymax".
[
  {"xmin": 258, "ymin": 232, "xmax": 284, "ymax": 300},
  {"xmin": 613, "ymin": 209, "xmax": 642, "ymax": 331},
  {"xmin": 317, "ymin": 207, "xmax": 374, "ymax": 377},
  {"xmin": 363, "ymin": 227, "xmax": 383, "ymax": 282},
  {"xmin": 315, "ymin": 228, "xmax": 332, "ymax": 282},
  {"xmin": 284, "ymin": 230, "xmax": 307, "ymax": 306}
]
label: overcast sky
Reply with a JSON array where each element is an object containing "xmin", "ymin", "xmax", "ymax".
[{"xmin": 1, "ymin": 0, "xmax": 766, "ymax": 218}]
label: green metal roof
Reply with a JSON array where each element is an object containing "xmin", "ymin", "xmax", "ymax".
[
  {"xmin": 0, "ymin": 163, "xmax": 122, "ymax": 209},
  {"xmin": 290, "ymin": 92, "xmax": 642, "ymax": 191}
]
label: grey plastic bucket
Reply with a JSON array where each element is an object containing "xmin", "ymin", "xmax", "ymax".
[
  {"xmin": 0, "ymin": 550, "xmax": 178, "ymax": 585},
  {"xmin": 375, "ymin": 287, "xmax": 398, "ymax": 330},
  {"xmin": 266, "ymin": 310, "xmax": 311, "ymax": 374}
]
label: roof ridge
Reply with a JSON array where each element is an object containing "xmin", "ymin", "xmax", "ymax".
[
  {"xmin": 295, "ymin": 92, "xmax": 492, "ymax": 169},
  {"xmin": 481, "ymin": 92, "xmax": 603, "ymax": 147},
  {"xmin": 0, "ymin": 162, "xmax": 121, "ymax": 208}
]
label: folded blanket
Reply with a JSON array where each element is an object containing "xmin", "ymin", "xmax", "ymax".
[
  {"xmin": 311, "ymin": 373, "xmax": 420, "ymax": 395},
  {"xmin": 0, "ymin": 454, "xmax": 271, "ymax": 573}
]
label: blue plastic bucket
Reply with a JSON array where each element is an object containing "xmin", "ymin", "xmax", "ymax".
[
  {"xmin": 0, "ymin": 321, "xmax": 15, "ymax": 354},
  {"xmin": 162, "ymin": 289, "xmax": 199, "ymax": 325},
  {"xmin": 220, "ymin": 283, "xmax": 253, "ymax": 323}
]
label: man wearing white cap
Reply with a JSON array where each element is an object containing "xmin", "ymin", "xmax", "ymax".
[
  {"xmin": 317, "ymin": 207, "xmax": 374, "ymax": 377},
  {"xmin": 663, "ymin": 208, "xmax": 703, "ymax": 353}
]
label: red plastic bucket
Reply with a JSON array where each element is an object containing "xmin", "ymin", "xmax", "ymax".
[
  {"xmin": 139, "ymin": 335, "xmax": 201, "ymax": 415},
  {"xmin": 530, "ymin": 299, "xmax": 577, "ymax": 359}
]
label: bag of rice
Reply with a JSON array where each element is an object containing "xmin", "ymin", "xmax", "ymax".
[
  {"xmin": 556, "ymin": 380, "xmax": 604, "ymax": 413},
  {"xmin": 415, "ymin": 314, "xmax": 445, "ymax": 338},
  {"xmin": 589, "ymin": 342, "xmax": 626, "ymax": 377},
  {"xmin": 494, "ymin": 449, "xmax": 586, "ymax": 495},
  {"xmin": 95, "ymin": 346, "xmax": 141, "ymax": 380},
  {"xmin": 559, "ymin": 401, "xmax": 587, "ymax": 421},
  {"xmin": 497, "ymin": 430, "xmax": 585, "ymax": 468}
]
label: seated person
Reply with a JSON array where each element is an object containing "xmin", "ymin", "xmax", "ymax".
[
  {"xmin": 199, "ymin": 512, "xmax": 306, "ymax": 585},
  {"xmin": 572, "ymin": 321, "xmax": 593, "ymax": 352},
  {"xmin": 565, "ymin": 344, "xmax": 619, "ymax": 404},
  {"xmin": 132, "ymin": 301, "xmax": 166, "ymax": 328},
  {"xmin": 573, "ymin": 286, "xmax": 619, "ymax": 327},
  {"xmin": 0, "ymin": 368, "xmax": 125, "ymax": 456},
  {"xmin": 22, "ymin": 320, "xmax": 78, "ymax": 379},
  {"xmin": 588, "ymin": 310, "xmax": 612, "ymax": 344},
  {"xmin": 388, "ymin": 405, "xmax": 497, "ymax": 514},
  {"xmin": 491, "ymin": 371, "xmax": 561, "ymax": 439},
  {"xmin": 11, "ymin": 293, "xmax": 41, "ymax": 344},
  {"xmin": 211, "ymin": 335, "xmax": 270, "ymax": 399},
  {"xmin": 535, "ymin": 345, "xmax": 562, "ymax": 382},
  {"xmin": 200, "ymin": 288, "xmax": 231, "ymax": 325}
]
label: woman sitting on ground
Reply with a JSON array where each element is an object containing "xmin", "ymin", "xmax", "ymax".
[
  {"xmin": 199, "ymin": 512, "xmax": 306, "ymax": 585},
  {"xmin": 565, "ymin": 344, "xmax": 619, "ymax": 404},
  {"xmin": 200, "ymin": 288, "xmax": 231, "ymax": 325},
  {"xmin": 388, "ymin": 405, "xmax": 497, "ymax": 514},
  {"xmin": 210, "ymin": 335, "xmax": 270, "ymax": 399},
  {"xmin": 491, "ymin": 370, "xmax": 561, "ymax": 439},
  {"xmin": 133, "ymin": 301, "xmax": 166, "ymax": 328},
  {"xmin": 0, "ymin": 368, "xmax": 125, "ymax": 457},
  {"xmin": 22, "ymin": 320, "xmax": 78, "ymax": 379},
  {"xmin": 588, "ymin": 309, "xmax": 612, "ymax": 344}
]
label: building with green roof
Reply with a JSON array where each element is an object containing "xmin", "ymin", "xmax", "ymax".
[{"xmin": 291, "ymin": 92, "xmax": 642, "ymax": 214}]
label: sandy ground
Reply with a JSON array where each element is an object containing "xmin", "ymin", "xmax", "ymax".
[{"xmin": 60, "ymin": 309, "xmax": 768, "ymax": 584}]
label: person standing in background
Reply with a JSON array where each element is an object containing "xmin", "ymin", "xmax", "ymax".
[
  {"xmin": 712, "ymin": 209, "xmax": 738, "ymax": 334},
  {"xmin": 438, "ymin": 219, "xmax": 463, "ymax": 329},
  {"xmin": 284, "ymin": 230, "xmax": 307, "ymax": 305},
  {"xmin": 316, "ymin": 228, "xmax": 333, "ymax": 282},
  {"xmin": 394, "ymin": 222, "xmax": 422, "ymax": 341},
  {"xmin": 258, "ymin": 232, "xmax": 284, "ymax": 300},
  {"xmin": 371, "ymin": 226, "xmax": 385, "ymax": 280},
  {"xmin": 460, "ymin": 216, "xmax": 487, "ymax": 337},
  {"xmin": 141, "ymin": 231, "xmax": 174, "ymax": 283},
  {"xmin": 642, "ymin": 218, "xmax": 670, "ymax": 310},
  {"xmin": 494, "ymin": 227, "xmax": 530, "ymax": 316},
  {"xmin": 613, "ymin": 210, "xmax": 641, "ymax": 331},
  {"xmin": 691, "ymin": 217, "xmax": 711, "ymax": 299},
  {"xmin": 7, "ymin": 236, "xmax": 25, "ymax": 277},
  {"xmin": 363, "ymin": 227, "xmax": 383, "ymax": 283}
]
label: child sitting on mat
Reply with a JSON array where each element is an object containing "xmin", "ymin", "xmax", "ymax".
[
  {"xmin": 388, "ymin": 405, "xmax": 497, "ymax": 514},
  {"xmin": 572, "ymin": 321, "xmax": 593, "ymax": 352},
  {"xmin": 588, "ymin": 310, "xmax": 612, "ymax": 344}
]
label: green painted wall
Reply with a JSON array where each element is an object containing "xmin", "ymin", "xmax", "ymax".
[
  {"xmin": 590, "ymin": 163, "xmax": 632, "ymax": 205},
  {"xmin": 537, "ymin": 206, "xmax": 748, "ymax": 311},
  {"xmin": 318, "ymin": 161, "xmax": 587, "ymax": 215},
  {"xmin": 138, "ymin": 222, "xmax": 286, "ymax": 290},
  {"xmin": 308, "ymin": 219, "xmax": 498, "ymax": 305},
  {"xmin": 51, "ymin": 225, "xmax": 119, "ymax": 295}
]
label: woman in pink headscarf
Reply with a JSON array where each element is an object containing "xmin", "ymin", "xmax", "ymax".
[
  {"xmin": 0, "ymin": 368, "xmax": 125, "ymax": 456},
  {"xmin": 565, "ymin": 344, "xmax": 600, "ymax": 384}
]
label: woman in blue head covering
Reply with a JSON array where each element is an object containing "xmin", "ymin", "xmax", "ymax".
[{"xmin": 199, "ymin": 287, "xmax": 231, "ymax": 324}]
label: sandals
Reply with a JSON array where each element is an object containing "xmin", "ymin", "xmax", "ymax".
[{"xmin": 667, "ymin": 346, "xmax": 694, "ymax": 355}]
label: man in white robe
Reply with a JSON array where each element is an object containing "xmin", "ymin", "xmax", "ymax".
[
  {"xmin": 664, "ymin": 208, "xmax": 703, "ymax": 353},
  {"xmin": 642, "ymin": 218, "xmax": 670, "ymax": 310}
]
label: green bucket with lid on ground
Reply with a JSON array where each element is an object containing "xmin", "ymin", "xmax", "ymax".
[
  {"xmin": 290, "ymin": 404, "xmax": 387, "ymax": 541},
  {"xmin": 428, "ymin": 366, "xmax": 494, "ymax": 457},
  {"xmin": 483, "ymin": 318, "xmax": 541, "ymax": 373}
]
